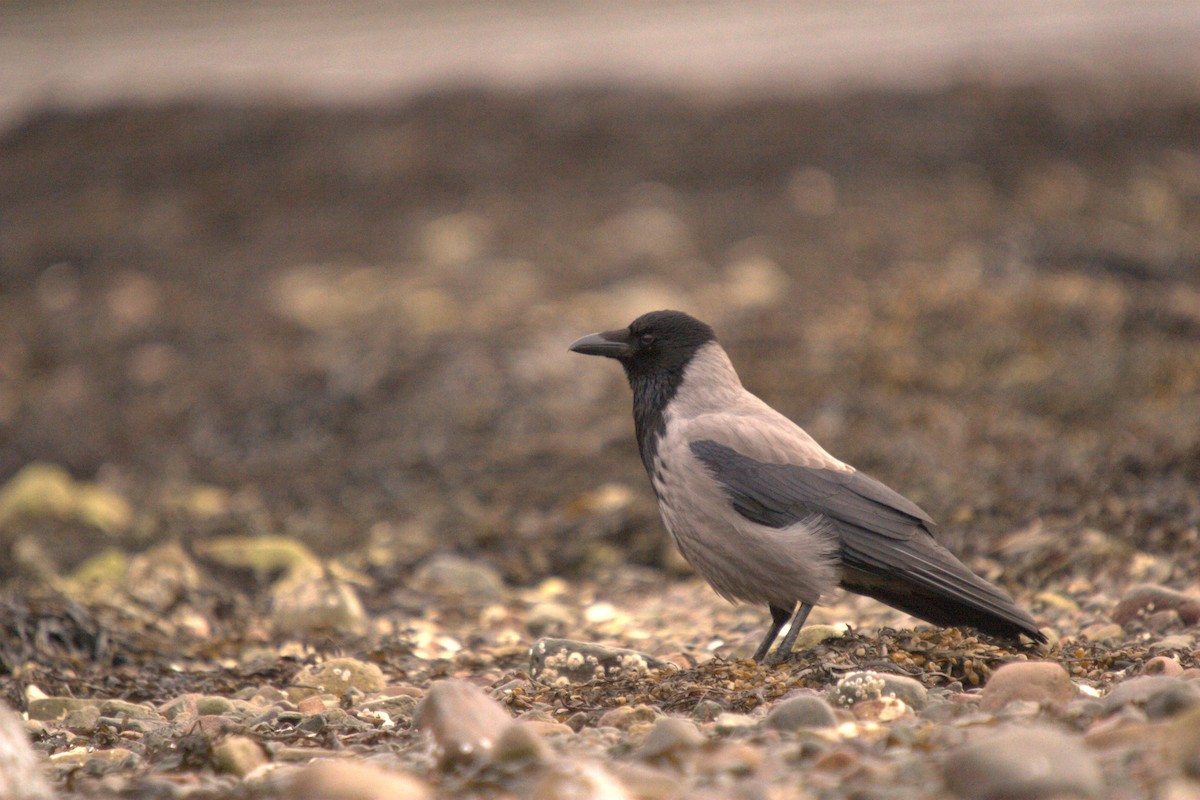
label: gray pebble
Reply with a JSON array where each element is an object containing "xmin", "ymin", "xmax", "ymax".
[
  {"xmin": 1102, "ymin": 676, "xmax": 1200, "ymax": 719},
  {"xmin": 830, "ymin": 671, "xmax": 928, "ymax": 710},
  {"xmin": 944, "ymin": 726, "xmax": 1103, "ymax": 799},
  {"xmin": 530, "ymin": 638, "xmax": 675, "ymax": 684},
  {"xmin": 764, "ymin": 695, "xmax": 837, "ymax": 730},
  {"xmin": 636, "ymin": 717, "xmax": 705, "ymax": 764},
  {"xmin": 412, "ymin": 554, "xmax": 505, "ymax": 602}
]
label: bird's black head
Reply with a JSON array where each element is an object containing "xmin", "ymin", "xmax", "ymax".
[
  {"xmin": 568, "ymin": 310, "xmax": 717, "ymax": 379},
  {"xmin": 570, "ymin": 310, "xmax": 718, "ymax": 469}
]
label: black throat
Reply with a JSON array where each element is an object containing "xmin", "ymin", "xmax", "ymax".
[{"xmin": 625, "ymin": 361, "xmax": 689, "ymax": 474}]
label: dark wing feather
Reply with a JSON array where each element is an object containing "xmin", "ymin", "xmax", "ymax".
[
  {"xmin": 689, "ymin": 439, "xmax": 1044, "ymax": 642},
  {"xmin": 689, "ymin": 439, "xmax": 932, "ymax": 536}
]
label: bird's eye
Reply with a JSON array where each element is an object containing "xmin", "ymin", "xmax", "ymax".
[{"xmin": 639, "ymin": 333, "xmax": 655, "ymax": 346}]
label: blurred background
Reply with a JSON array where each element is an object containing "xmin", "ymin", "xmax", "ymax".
[{"xmin": 1, "ymin": 0, "xmax": 1200, "ymax": 639}]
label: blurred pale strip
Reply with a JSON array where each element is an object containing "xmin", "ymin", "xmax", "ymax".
[{"xmin": 3, "ymin": 0, "xmax": 1200, "ymax": 129}]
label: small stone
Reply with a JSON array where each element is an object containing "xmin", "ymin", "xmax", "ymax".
[
  {"xmin": 416, "ymin": 679, "xmax": 513, "ymax": 770},
  {"xmin": 532, "ymin": 759, "xmax": 631, "ymax": 800},
  {"xmin": 714, "ymin": 713, "xmax": 758, "ymax": 735},
  {"xmin": 195, "ymin": 535, "xmax": 322, "ymax": 578},
  {"xmin": 213, "ymin": 736, "xmax": 268, "ymax": 777},
  {"xmin": 764, "ymin": 695, "xmax": 838, "ymax": 731},
  {"xmin": 790, "ymin": 623, "xmax": 847, "ymax": 650},
  {"xmin": 411, "ymin": 554, "xmax": 505, "ymax": 602},
  {"xmin": 99, "ymin": 699, "xmax": 159, "ymax": 719},
  {"xmin": 1146, "ymin": 657, "xmax": 1185, "ymax": 677},
  {"xmin": 1113, "ymin": 584, "xmax": 1200, "ymax": 626},
  {"xmin": 635, "ymin": 717, "xmax": 705, "ymax": 765},
  {"xmin": 359, "ymin": 695, "xmax": 418, "ymax": 719},
  {"xmin": 852, "ymin": 696, "xmax": 912, "ymax": 722},
  {"xmin": 1102, "ymin": 676, "xmax": 1200, "ymax": 719},
  {"xmin": 297, "ymin": 696, "xmax": 328, "ymax": 715},
  {"xmin": 980, "ymin": 661, "xmax": 1076, "ymax": 712},
  {"xmin": 598, "ymin": 705, "xmax": 660, "ymax": 731},
  {"xmin": 289, "ymin": 658, "xmax": 385, "ymax": 701},
  {"xmin": 1080, "ymin": 622, "xmax": 1124, "ymax": 643},
  {"xmin": 61, "ymin": 704, "xmax": 102, "ymax": 731},
  {"xmin": 691, "ymin": 699, "xmax": 724, "ymax": 722},
  {"xmin": 195, "ymin": 696, "xmax": 237, "ymax": 716},
  {"xmin": 1151, "ymin": 634, "xmax": 1196, "ymax": 654},
  {"xmin": 1167, "ymin": 705, "xmax": 1200, "ymax": 777},
  {"xmin": 272, "ymin": 575, "xmax": 367, "ymax": 637},
  {"xmin": 530, "ymin": 638, "xmax": 675, "ymax": 684},
  {"xmin": 283, "ymin": 759, "xmax": 431, "ymax": 800},
  {"xmin": 830, "ymin": 671, "xmax": 928, "ymax": 710},
  {"xmin": 611, "ymin": 762, "xmax": 685, "ymax": 800},
  {"xmin": 487, "ymin": 722, "xmax": 549, "ymax": 767},
  {"xmin": 0, "ymin": 701, "xmax": 55, "ymax": 800},
  {"xmin": 944, "ymin": 726, "xmax": 1103, "ymax": 799},
  {"xmin": 526, "ymin": 602, "xmax": 574, "ymax": 637},
  {"xmin": 125, "ymin": 542, "xmax": 204, "ymax": 611},
  {"xmin": 697, "ymin": 743, "xmax": 765, "ymax": 777},
  {"xmin": 28, "ymin": 697, "xmax": 96, "ymax": 721}
]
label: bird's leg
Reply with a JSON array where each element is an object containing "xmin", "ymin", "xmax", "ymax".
[
  {"xmin": 751, "ymin": 604, "xmax": 794, "ymax": 663},
  {"xmin": 763, "ymin": 602, "xmax": 814, "ymax": 666}
]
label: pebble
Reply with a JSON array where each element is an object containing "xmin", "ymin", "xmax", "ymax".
[
  {"xmin": 213, "ymin": 735, "xmax": 268, "ymax": 777},
  {"xmin": 790, "ymin": 623, "xmax": 848, "ymax": 650},
  {"xmin": 943, "ymin": 726, "xmax": 1103, "ymax": 799},
  {"xmin": 980, "ymin": 661, "xmax": 1076, "ymax": 712},
  {"xmin": 0, "ymin": 701, "xmax": 55, "ymax": 800},
  {"xmin": 526, "ymin": 602, "xmax": 575, "ymax": 637},
  {"xmin": 598, "ymin": 704, "xmax": 660, "ymax": 731},
  {"xmin": 1113, "ymin": 584, "xmax": 1200, "ymax": 626},
  {"xmin": 1145, "ymin": 657, "xmax": 1185, "ymax": 677},
  {"xmin": 532, "ymin": 759, "xmax": 632, "ymax": 800},
  {"xmin": 611, "ymin": 762, "xmax": 686, "ymax": 799},
  {"xmin": 1079, "ymin": 622, "xmax": 1124, "ymax": 643},
  {"xmin": 493, "ymin": 721, "xmax": 553, "ymax": 766},
  {"xmin": 282, "ymin": 759, "xmax": 431, "ymax": 800},
  {"xmin": 1101, "ymin": 676, "xmax": 1200, "ymax": 719},
  {"xmin": 764, "ymin": 694, "xmax": 838, "ymax": 731},
  {"xmin": 1167, "ymin": 705, "xmax": 1200, "ymax": 777},
  {"xmin": 271, "ymin": 575, "xmax": 367, "ymax": 637},
  {"xmin": 830, "ymin": 671, "xmax": 928, "ymax": 710},
  {"xmin": 715, "ymin": 713, "xmax": 758, "ymax": 736},
  {"xmin": 691, "ymin": 699, "xmax": 724, "ymax": 722},
  {"xmin": 411, "ymin": 554, "xmax": 505, "ymax": 602},
  {"xmin": 288, "ymin": 657, "xmax": 385, "ymax": 701},
  {"xmin": 415, "ymin": 679, "xmax": 513, "ymax": 770},
  {"xmin": 1150, "ymin": 634, "xmax": 1196, "ymax": 654},
  {"xmin": 635, "ymin": 717, "xmax": 705, "ymax": 766},
  {"xmin": 530, "ymin": 638, "xmax": 675, "ymax": 684}
]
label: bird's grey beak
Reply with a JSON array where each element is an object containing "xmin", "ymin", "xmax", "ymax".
[{"xmin": 568, "ymin": 329, "xmax": 632, "ymax": 358}]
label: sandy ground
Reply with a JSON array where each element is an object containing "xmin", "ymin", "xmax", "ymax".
[{"xmin": 4, "ymin": 0, "xmax": 1200, "ymax": 130}]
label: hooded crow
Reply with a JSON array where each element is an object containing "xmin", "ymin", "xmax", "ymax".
[{"xmin": 569, "ymin": 310, "xmax": 1045, "ymax": 664}]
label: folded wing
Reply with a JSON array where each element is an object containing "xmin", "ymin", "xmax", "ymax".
[{"xmin": 689, "ymin": 437, "xmax": 1044, "ymax": 642}]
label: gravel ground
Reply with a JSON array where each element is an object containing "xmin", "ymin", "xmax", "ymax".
[{"xmin": 1, "ymin": 78, "xmax": 1200, "ymax": 798}]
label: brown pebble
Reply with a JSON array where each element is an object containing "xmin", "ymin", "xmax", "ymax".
[
  {"xmin": 284, "ymin": 759, "xmax": 431, "ymax": 800},
  {"xmin": 598, "ymin": 704, "xmax": 659, "ymax": 730},
  {"xmin": 415, "ymin": 679, "xmax": 513, "ymax": 770},
  {"xmin": 980, "ymin": 661, "xmax": 1076, "ymax": 712},
  {"xmin": 1145, "ymin": 657, "xmax": 1184, "ymax": 677},
  {"xmin": 297, "ymin": 696, "xmax": 328, "ymax": 715},
  {"xmin": 212, "ymin": 735, "xmax": 268, "ymax": 777},
  {"xmin": 1113, "ymin": 584, "xmax": 1200, "ymax": 626}
]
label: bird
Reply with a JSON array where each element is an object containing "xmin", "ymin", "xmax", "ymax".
[{"xmin": 569, "ymin": 310, "xmax": 1045, "ymax": 665}]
